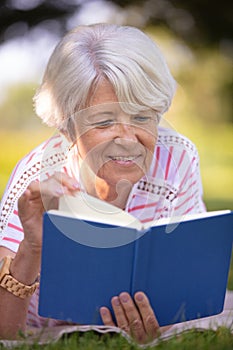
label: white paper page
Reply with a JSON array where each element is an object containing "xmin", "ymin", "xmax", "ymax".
[
  {"xmin": 143, "ymin": 209, "xmax": 231, "ymax": 230},
  {"xmin": 56, "ymin": 192, "xmax": 142, "ymax": 229}
]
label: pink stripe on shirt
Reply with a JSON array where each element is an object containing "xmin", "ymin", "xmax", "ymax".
[
  {"xmin": 7, "ymin": 162, "xmax": 20, "ymax": 188},
  {"xmin": 2, "ymin": 236, "xmax": 21, "ymax": 244},
  {"xmin": 174, "ymin": 149, "xmax": 186, "ymax": 178},
  {"xmin": 177, "ymin": 179, "xmax": 197, "ymax": 198},
  {"xmin": 26, "ymin": 152, "xmax": 36, "ymax": 165},
  {"xmin": 140, "ymin": 216, "xmax": 155, "ymax": 224},
  {"xmin": 165, "ymin": 146, "xmax": 173, "ymax": 180},
  {"xmin": 41, "ymin": 135, "xmax": 60, "ymax": 150},
  {"xmin": 175, "ymin": 189, "xmax": 198, "ymax": 211},
  {"xmin": 152, "ymin": 146, "xmax": 160, "ymax": 177},
  {"xmin": 179, "ymin": 157, "xmax": 196, "ymax": 188},
  {"xmin": 7, "ymin": 222, "xmax": 23, "ymax": 232},
  {"xmin": 128, "ymin": 201, "xmax": 158, "ymax": 213}
]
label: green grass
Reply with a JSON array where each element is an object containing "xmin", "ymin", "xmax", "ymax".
[
  {"xmin": 228, "ymin": 254, "xmax": 233, "ymax": 290},
  {"xmin": 1, "ymin": 327, "xmax": 233, "ymax": 350}
]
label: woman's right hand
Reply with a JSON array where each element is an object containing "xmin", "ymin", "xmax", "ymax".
[{"xmin": 18, "ymin": 172, "xmax": 80, "ymax": 251}]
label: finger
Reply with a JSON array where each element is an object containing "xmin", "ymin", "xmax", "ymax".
[
  {"xmin": 111, "ymin": 296, "xmax": 130, "ymax": 333},
  {"xmin": 119, "ymin": 292, "xmax": 146, "ymax": 343},
  {"xmin": 29, "ymin": 173, "xmax": 79, "ymax": 197},
  {"xmin": 21, "ymin": 181, "xmax": 58, "ymax": 212},
  {"xmin": 26, "ymin": 181, "xmax": 41, "ymax": 197},
  {"xmin": 18, "ymin": 187, "xmax": 43, "ymax": 211},
  {"xmin": 27, "ymin": 180, "xmax": 58, "ymax": 200},
  {"xmin": 18, "ymin": 188, "xmax": 45, "ymax": 235},
  {"xmin": 47, "ymin": 173, "xmax": 79, "ymax": 197},
  {"xmin": 53, "ymin": 172, "xmax": 80, "ymax": 192},
  {"xmin": 100, "ymin": 307, "xmax": 115, "ymax": 327},
  {"xmin": 24, "ymin": 181, "xmax": 57, "ymax": 210},
  {"xmin": 134, "ymin": 292, "xmax": 160, "ymax": 339},
  {"xmin": 18, "ymin": 190, "xmax": 33, "ymax": 216},
  {"xmin": 18, "ymin": 188, "xmax": 31, "ymax": 203}
]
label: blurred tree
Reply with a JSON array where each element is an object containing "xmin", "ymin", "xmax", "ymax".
[
  {"xmin": 109, "ymin": 0, "xmax": 233, "ymax": 47},
  {"xmin": 0, "ymin": 0, "xmax": 232, "ymax": 124},
  {"xmin": 0, "ymin": 0, "xmax": 232, "ymax": 48},
  {"xmin": 0, "ymin": 0, "xmax": 79, "ymax": 42}
]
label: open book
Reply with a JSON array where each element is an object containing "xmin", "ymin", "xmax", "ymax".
[
  {"xmin": 58, "ymin": 192, "xmax": 231, "ymax": 231},
  {"xmin": 39, "ymin": 192, "xmax": 233, "ymax": 326}
]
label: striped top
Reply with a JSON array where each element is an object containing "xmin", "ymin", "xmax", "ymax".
[{"xmin": 0, "ymin": 126, "xmax": 206, "ymax": 327}]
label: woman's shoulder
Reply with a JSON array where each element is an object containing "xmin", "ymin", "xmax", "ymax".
[
  {"xmin": 1, "ymin": 133, "xmax": 69, "ymax": 207},
  {"xmin": 157, "ymin": 126, "xmax": 198, "ymax": 155},
  {"xmin": 0, "ymin": 133, "xmax": 69, "ymax": 236},
  {"xmin": 23, "ymin": 133, "xmax": 69, "ymax": 163},
  {"xmin": 5, "ymin": 133, "xmax": 69, "ymax": 186},
  {"xmin": 148, "ymin": 126, "xmax": 201, "ymax": 184}
]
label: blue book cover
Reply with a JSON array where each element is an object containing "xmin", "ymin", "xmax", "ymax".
[{"xmin": 38, "ymin": 197, "xmax": 233, "ymax": 326}]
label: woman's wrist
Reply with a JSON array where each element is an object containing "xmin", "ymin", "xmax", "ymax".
[{"xmin": 10, "ymin": 239, "xmax": 41, "ymax": 286}]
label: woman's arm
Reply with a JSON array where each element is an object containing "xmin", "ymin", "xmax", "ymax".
[
  {"xmin": 0, "ymin": 173, "xmax": 80, "ymax": 339},
  {"xmin": 0, "ymin": 243, "xmax": 40, "ymax": 339}
]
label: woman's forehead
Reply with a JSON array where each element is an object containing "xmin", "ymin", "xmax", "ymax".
[{"xmin": 88, "ymin": 79, "xmax": 118, "ymax": 106}]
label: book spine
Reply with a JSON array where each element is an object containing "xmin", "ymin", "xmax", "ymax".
[{"xmin": 130, "ymin": 229, "xmax": 151, "ymax": 295}]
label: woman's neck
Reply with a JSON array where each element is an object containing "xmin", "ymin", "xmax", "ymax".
[
  {"xmin": 94, "ymin": 178, "xmax": 133, "ymax": 210},
  {"xmin": 79, "ymin": 160, "xmax": 132, "ymax": 210}
]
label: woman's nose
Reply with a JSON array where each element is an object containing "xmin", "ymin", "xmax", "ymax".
[{"xmin": 114, "ymin": 122, "xmax": 138, "ymax": 144}]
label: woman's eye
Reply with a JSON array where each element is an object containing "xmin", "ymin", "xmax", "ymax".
[
  {"xmin": 133, "ymin": 115, "xmax": 151, "ymax": 123},
  {"xmin": 93, "ymin": 119, "xmax": 115, "ymax": 128}
]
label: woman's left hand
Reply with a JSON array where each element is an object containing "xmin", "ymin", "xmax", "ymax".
[{"xmin": 100, "ymin": 291, "xmax": 168, "ymax": 344}]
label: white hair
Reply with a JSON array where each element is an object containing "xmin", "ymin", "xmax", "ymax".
[{"xmin": 33, "ymin": 23, "xmax": 176, "ymax": 133}]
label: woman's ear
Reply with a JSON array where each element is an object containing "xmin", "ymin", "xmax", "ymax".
[{"xmin": 60, "ymin": 118, "xmax": 77, "ymax": 143}]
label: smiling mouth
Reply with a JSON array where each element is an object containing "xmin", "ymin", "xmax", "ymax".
[
  {"xmin": 108, "ymin": 155, "xmax": 142, "ymax": 166},
  {"xmin": 110, "ymin": 156, "xmax": 137, "ymax": 162}
]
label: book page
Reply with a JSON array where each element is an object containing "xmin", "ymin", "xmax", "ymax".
[
  {"xmin": 57, "ymin": 192, "xmax": 142, "ymax": 230},
  {"xmin": 143, "ymin": 209, "xmax": 231, "ymax": 231},
  {"xmin": 57, "ymin": 193, "xmax": 230, "ymax": 232}
]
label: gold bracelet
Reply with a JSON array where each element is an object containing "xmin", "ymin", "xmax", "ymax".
[{"xmin": 0, "ymin": 256, "xmax": 39, "ymax": 299}]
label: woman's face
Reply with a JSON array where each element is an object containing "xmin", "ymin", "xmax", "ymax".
[{"xmin": 74, "ymin": 80, "xmax": 158, "ymax": 188}]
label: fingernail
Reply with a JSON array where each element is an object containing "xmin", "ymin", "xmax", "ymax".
[
  {"xmin": 135, "ymin": 293, "xmax": 144, "ymax": 302},
  {"xmin": 120, "ymin": 293, "xmax": 129, "ymax": 303},
  {"xmin": 23, "ymin": 189, "xmax": 30, "ymax": 196},
  {"xmin": 112, "ymin": 297, "xmax": 120, "ymax": 306},
  {"xmin": 56, "ymin": 189, "xmax": 64, "ymax": 195},
  {"xmin": 100, "ymin": 307, "xmax": 107, "ymax": 316},
  {"xmin": 72, "ymin": 183, "xmax": 79, "ymax": 189}
]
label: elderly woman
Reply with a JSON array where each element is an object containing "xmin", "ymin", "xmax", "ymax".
[{"xmin": 0, "ymin": 23, "xmax": 205, "ymax": 343}]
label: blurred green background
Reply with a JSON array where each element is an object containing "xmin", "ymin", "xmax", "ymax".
[{"xmin": 0, "ymin": 0, "xmax": 232, "ymax": 212}]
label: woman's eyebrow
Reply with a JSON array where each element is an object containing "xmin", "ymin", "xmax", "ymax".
[{"xmin": 87, "ymin": 111, "xmax": 116, "ymax": 120}]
